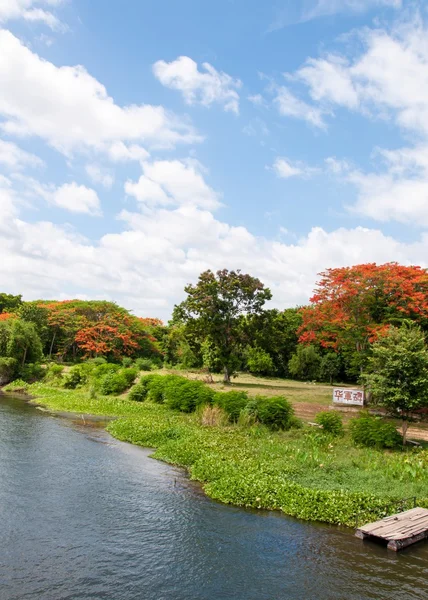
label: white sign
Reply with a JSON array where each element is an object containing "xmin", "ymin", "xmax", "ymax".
[{"xmin": 333, "ymin": 388, "xmax": 364, "ymax": 406}]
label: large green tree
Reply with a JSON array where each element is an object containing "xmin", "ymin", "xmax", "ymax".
[
  {"xmin": 0, "ymin": 293, "xmax": 22, "ymax": 314},
  {"xmin": 362, "ymin": 323, "xmax": 428, "ymax": 444},
  {"xmin": 173, "ymin": 269, "xmax": 272, "ymax": 382}
]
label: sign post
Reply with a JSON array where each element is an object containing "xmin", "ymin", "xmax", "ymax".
[{"xmin": 333, "ymin": 388, "xmax": 364, "ymax": 407}]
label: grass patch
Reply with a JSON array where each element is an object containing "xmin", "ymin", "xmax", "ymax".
[{"xmin": 26, "ymin": 381, "xmax": 428, "ymax": 527}]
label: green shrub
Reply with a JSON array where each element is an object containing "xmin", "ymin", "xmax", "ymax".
[
  {"xmin": 45, "ymin": 363, "xmax": 64, "ymax": 381},
  {"xmin": 20, "ymin": 362, "xmax": 45, "ymax": 383},
  {"xmin": 92, "ymin": 363, "xmax": 121, "ymax": 380},
  {"xmin": 99, "ymin": 372, "xmax": 129, "ymax": 395},
  {"xmin": 121, "ymin": 367, "xmax": 138, "ymax": 387},
  {"xmin": 146, "ymin": 374, "xmax": 174, "ymax": 403},
  {"xmin": 63, "ymin": 364, "xmax": 88, "ymax": 389},
  {"xmin": 164, "ymin": 379, "xmax": 214, "ymax": 413},
  {"xmin": 315, "ymin": 411, "xmax": 344, "ymax": 436},
  {"xmin": 350, "ymin": 414, "xmax": 402, "ymax": 449},
  {"xmin": 88, "ymin": 357, "xmax": 107, "ymax": 366},
  {"xmin": 3, "ymin": 378, "xmax": 28, "ymax": 392},
  {"xmin": 121, "ymin": 357, "xmax": 134, "ymax": 368},
  {"xmin": 0, "ymin": 357, "xmax": 18, "ymax": 385},
  {"xmin": 246, "ymin": 347, "xmax": 275, "ymax": 376},
  {"xmin": 252, "ymin": 395, "xmax": 296, "ymax": 431},
  {"xmin": 134, "ymin": 358, "xmax": 154, "ymax": 371},
  {"xmin": 128, "ymin": 383, "xmax": 146, "ymax": 402},
  {"xmin": 214, "ymin": 390, "xmax": 249, "ymax": 422}
]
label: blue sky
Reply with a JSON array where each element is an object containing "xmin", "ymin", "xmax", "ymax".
[{"xmin": 1, "ymin": 0, "xmax": 428, "ymax": 319}]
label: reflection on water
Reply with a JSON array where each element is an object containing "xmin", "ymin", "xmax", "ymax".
[{"xmin": 0, "ymin": 393, "xmax": 427, "ymax": 600}]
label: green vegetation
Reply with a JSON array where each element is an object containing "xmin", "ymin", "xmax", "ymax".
[
  {"xmin": 350, "ymin": 414, "xmax": 403, "ymax": 450},
  {"xmin": 315, "ymin": 411, "xmax": 344, "ymax": 437},
  {"xmin": 21, "ymin": 378, "xmax": 428, "ymax": 528},
  {"xmin": 4, "ymin": 263, "xmax": 428, "ymax": 528}
]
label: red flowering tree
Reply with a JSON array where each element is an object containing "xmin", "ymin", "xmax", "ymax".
[{"xmin": 299, "ymin": 263, "xmax": 428, "ymax": 374}]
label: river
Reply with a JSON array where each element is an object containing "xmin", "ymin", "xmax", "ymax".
[{"xmin": 1, "ymin": 393, "xmax": 427, "ymax": 600}]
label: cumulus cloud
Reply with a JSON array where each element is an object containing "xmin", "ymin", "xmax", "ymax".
[
  {"xmin": 272, "ymin": 157, "xmax": 318, "ymax": 179},
  {"xmin": 1, "ymin": 191, "xmax": 427, "ymax": 319},
  {"xmin": 274, "ymin": 86, "xmax": 326, "ymax": 128},
  {"xmin": 0, "ymin": 31, "xmax": 201, "ymax": 156},
  {"xmin": 0, "ymin": 0, "xmax": 65, "ymax": 30},
  {"xmin": 153, "ymin": 56, "xmax": 242, "ymax": 114},
  {"xmin": 125, "ymin": 159, "xmax": 221, "ymax": 210},
  {"xmin": 0, "ymin": 138, "xmax": 43, "ymax": 169},
  {"xmin": 85, "ymin": 164, "xmax": 114, "ymax": 190}
]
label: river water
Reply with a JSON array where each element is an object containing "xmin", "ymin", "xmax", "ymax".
[{"xmin": 1, "ymin": 394, "xmax": 427, "ymax": 600}]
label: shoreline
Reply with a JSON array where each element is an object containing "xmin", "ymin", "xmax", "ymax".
[{"xmin": 3, "ymin": 382, "xmax": 426, "ymax": 528}]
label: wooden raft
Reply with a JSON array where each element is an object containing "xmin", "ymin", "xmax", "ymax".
[{"xmin": 355, "ymin": 507, "xmax": 428, "ymax": 551}]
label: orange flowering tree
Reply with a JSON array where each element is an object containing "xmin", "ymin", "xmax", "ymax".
[{"xmin": 299, "ymin": 263, "xmax": 428, "ymax": 374}]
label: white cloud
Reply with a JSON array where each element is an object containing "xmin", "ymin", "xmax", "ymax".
[
  {"xmin": 0, "ymin": 138, "xmax": 43, "ymax": 169},
  {"xmin": 17, "ymin": 176, "xmax": 102, "ymax": 216},
  {"xmin": 85, "ymin": 164, "xmax": 114, "ymax": 189},
  {"xmin": 1, "ymin": 191, "xmax": 428, "ymax": 319},
  {"xmin": 297, "ymin": 56, "xmax": 359, "ymax": 109},
  {"xmin": 125, "ymin": 159, "xmax": 221, "ymax": 210},
  {"xmin": 107, "ymin": 142, "xmax": 150, "ymax": 163},
  {"xmin": 274, "ymin": 86, "xmax": 326, "ymax": 128},
  {"xmin": 51, "ymin": 182, "xmax": 101, "ymax": 215},
  {"xmin": 153, "ymin": 56, "xmax": 242, "ymax": 114},
  {"xmin": 0, "ymin": 30, "xmax": 201, "ymax": 155},
  {"xmin": 302, "ymin": 0, "xmax": 401, "ymax": 21},
  {"xmin": 0, "ymin": 0, "xmax": 64, "ymax": 30},
  {"xmin": 270, "ymin": 157, "xmax": 318, "ymax": 179}
]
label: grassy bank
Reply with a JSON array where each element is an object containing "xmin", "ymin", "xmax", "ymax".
[{"xmin": 21, "ymin": 381, "xmax": 428, "ymax": 527}]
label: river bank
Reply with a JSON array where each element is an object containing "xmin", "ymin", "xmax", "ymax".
[{"xmin": 13, "ymin": 381, "xmax": 428, "ymax": 528}]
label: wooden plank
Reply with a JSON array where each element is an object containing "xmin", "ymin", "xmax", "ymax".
[{"xmin": 355, "ymin": 507, "xmax": 428, "ymax": 551}]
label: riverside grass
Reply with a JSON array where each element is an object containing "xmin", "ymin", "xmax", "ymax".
[{"xmin": 24, "ymin": 382, "xmax": 428, "ymax": 527}]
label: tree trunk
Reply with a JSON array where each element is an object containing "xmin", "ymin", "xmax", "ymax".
[
  {"xmin": 402, "ymin": 420, "xmax": 409, "ymax": 446},
  {"xmin": 223, "ymin": 365, "xmax": 230, "ymax": 384},
  {"xmin": 21, "ymin": 346, "xmax": 28, "ymax": 368},
  {"xmin": 49, "ymin": 331, "xmax": 56, "ymax": 359}
]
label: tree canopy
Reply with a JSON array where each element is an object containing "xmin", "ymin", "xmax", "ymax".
[{"xmin": 173, "ymin": 269, "xmax": 272, "ymax": 381}]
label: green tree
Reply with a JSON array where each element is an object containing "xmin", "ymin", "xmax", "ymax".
[
  {"xmin": 0, "ymin": 293, "xmax": 22, "ymax": 314},
  {"xmin": 362, "ymin": 323, "xmax": 428, "ymax": 444},
  {"xmin": 319, "ymin": 352, "xmax": 341, "ymax": 385},
  {"xmin": 173, "ymin": 269, "xmax": 272, "ymax": 382},
  {"xmin": 288, "ymin": 344, "xmax": 321, "ymax": 381},
  {"xmin": 248, "ymin": 308, "xmax": 302, "ymax": 376},
  {"xmin": 6, "ymin": 319, "xmax": 43, "ymax": 367},
  {"xmin": 245, "ymin": 346, "xmax": 275, "ymax": 376},
  {"xmin": 18, "ymin": 302, "xmax": 49, "ymax": 348}
]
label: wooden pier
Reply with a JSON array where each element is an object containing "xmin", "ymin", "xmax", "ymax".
[{"xmin": 355, "ymin": 507, "xmax": 428, "ymax": 551}]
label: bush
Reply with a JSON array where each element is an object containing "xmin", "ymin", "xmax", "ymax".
[
  {"xmin": 129, "ymin": 374, "xmax": 162, "ymax": 402},
  {"xmin": 0, "ymin": 357, "xmax": 18, "ymax": 385},
  {"xmin": 20, "ymin": 362, "xmax": 45, "ymax": 383},
  {"xmin": 134, "ymin": 358, "xmax": 154, "ymax": 371},
  {"xmin": 98, "ymin": 367, "xmax": 137, "ymax": 395},
  {"xmin": 4, "ymin": 378, "xmax": 29, "ymax": 392},
  {"xmin": 252, "ymin": 395, "xmax": 296, "ymax": 431},
  {"xmin": 246, "ymin": 347, "xmax": 275, "ymax": 376},
  {"xmin": 121, "ymin": 367, "xmax": 138, "ymax": 387},
  {"xmin": 99, "ymin": 372, "xmax": 129, "ymax": 395},
  {"xmin": 92, "ymin": 363, "xmax": 121, "ymax": 380},
  {"xmin": 63, "ymin": 364, "xmax": 90, "ymax": 388},
  {"xmin": 164, "ymin": 379, "xmax": 214, "ymax": 413},
  {"xmin": 122, "ymin": 357, "xmax": 134, "ymax": 368},
  {"xmin": 350, "ymin": 414, "xmax": 402, "ymax": 449},
  {"xmin": 45, "ymin": 363, "xmax": 64, "ymax": 381},
  {"xmin": 146, "ymin": 374, "xmax": 178, "ymax": 403},
  {"xmin": 315, "ymin": 411, "xmax": 344, "ymax": 436},
  {"xmin": 88, "ymin": 357, "xmax": 107, "ymax": 366},
  {"xmin": 214, "ymin": 390, "xmax": 249, "ymax": 422}
]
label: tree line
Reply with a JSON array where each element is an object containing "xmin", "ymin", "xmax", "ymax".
[{"xmin": 2, "ymin": 262, "xmax": 428, "ymax": 396}]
